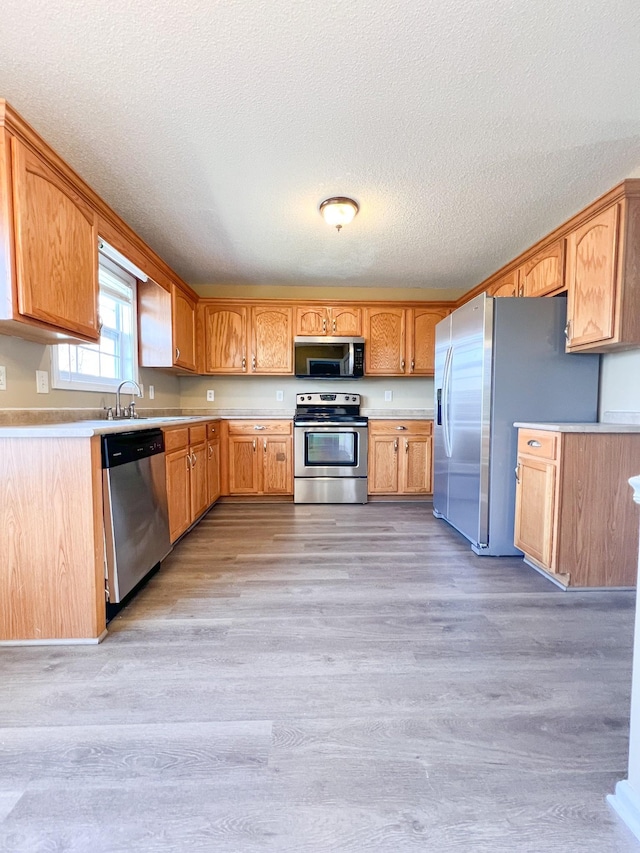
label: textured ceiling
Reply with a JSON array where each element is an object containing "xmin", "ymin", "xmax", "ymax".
[{"xmin": 1, "ymin": 1, "xmax": 640, "ymax": 293}]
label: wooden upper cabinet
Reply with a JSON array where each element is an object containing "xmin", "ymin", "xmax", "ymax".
[
  {"xmin": 295, "ymin": 304, "xmax": 362, "ymax": 336},
  {"xmin": 201, "ymin": 303, "xmax": 248, "ymax": 373},
  {"xmin": 565, "ymin": 203, "xmax": 620, "ymax": 351},
  {"xmin": 519, "ymin": 240, "xmax": 565, "ymax": 297},
  {"xmin": 364, "ymin": 306, "xmax": 406, "ymax": 374},
  {"xmin": 487, "ymin": 270, "xmax": 517, "ymax": 298},
  {"xmin": 407, "ymin": 306, "xmax": 449, "ymax": 375},
  {"xmin": 172, "ymin": 286, "xmax": 196, "ymax": 371},
  {"xmin": 10, "ymin": 136, "xmax": 99, "ymax": 340},
  {"xmin": 251, "ymin": 305, "xmax": 293, "ymax": 374}
]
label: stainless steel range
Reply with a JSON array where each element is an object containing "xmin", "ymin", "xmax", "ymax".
[{"xmin": 294, "ymin": 392, "xmax": 368, "ymax": 504}]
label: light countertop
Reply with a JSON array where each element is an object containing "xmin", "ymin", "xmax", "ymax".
[{"xmin": 514, "ymin": 421, "xmax": 640, "ymax": 433}]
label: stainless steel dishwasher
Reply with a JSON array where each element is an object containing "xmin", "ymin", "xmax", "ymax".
[{"xmin": 102, "ymin": 428, "xmax": 172, "ymax": 603}]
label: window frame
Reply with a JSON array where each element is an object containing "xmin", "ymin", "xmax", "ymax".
[{"xmin": 51, "ymin": 254, "xmax": 140, "ymax": 394}]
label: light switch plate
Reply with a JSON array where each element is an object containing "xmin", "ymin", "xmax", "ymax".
[
  {"xmin": 148, "ymin": 385, "xmax": 155, "ymax": 400},
  {"xmin": 36, "ymin": 370, "xmax": 49, "ymax": 394},
  {"xmin": 276, "ymin": 390, "xmax": 284, "ymax": 402},
  {"xmin": 384, "ymin": 390, "xmax": 393, "ymax": 402},
  {"xmin": 206, "ymin": 389, "xmax": 215, "ymax": 402},
  {"xmin": 0, "ymin": 365, "xmax": 5, "ymax": 391}
]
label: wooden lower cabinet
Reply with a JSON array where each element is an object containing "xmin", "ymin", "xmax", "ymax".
[
  {"xmin": 368, "ymin": 420, "xmax": 433, "ymax": 495},
  {"xmin": 514, "ymin": 427, "xmax": 640, "ymax": 587},
  {"xmin": 165, "ymin": 421, "xmax": 220, "ymax": 542},
  {"xmin": 226, "ymin": 420, "xmax": 293, "ymax": 496},
  {"xmin": 207, "ymin": 423, "xmax": 221, "ymax": 505}
]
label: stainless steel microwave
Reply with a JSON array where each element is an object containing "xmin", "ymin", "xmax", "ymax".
[{"xmin": 294, "ymin": 337, "xmax": 365, "ymax": 379}]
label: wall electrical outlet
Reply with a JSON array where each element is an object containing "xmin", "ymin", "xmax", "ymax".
[
  {"xmin": 276, "ymin": 390, "xmax": 284, "ymax": 402},
  {"xmin": 148, "ymin": 385, "xmax": 155, "ymax": 400},
  {"xmin": 384, "ymin": 390, "xmax": 393, "ymax": 402},
  {"xmin": 0, "ymin": 366, "xmax": 6, "ymax": 391},
  {"xmin": 206, "ymin": 389, "xmax": 215, "ymax": 402},
  {"xmin": 36, "ymin": 369, "xmax": 49, "ymax": 394}
]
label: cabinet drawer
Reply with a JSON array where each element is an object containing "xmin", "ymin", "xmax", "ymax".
[
  {"xmin": 164, "ymin": 427, "xmax": 189, "ymax": 452},
  {"xmin": 206, "ymin": 421, "xmax": 220, "ymax": 439},
  {"xmin": 189, "ymin": 424, "xmax": 206, "ymax": 444},
  {"xmin": 369, "ymin": 419, "xmax": 433, "ymax": 436},
  {"xmin": 517, "ymin": 430, "xmax": 558, "ymax": 460},
  {"xmin": 227, "ymin": 420, "xmax": 292, "ymax": 436}
]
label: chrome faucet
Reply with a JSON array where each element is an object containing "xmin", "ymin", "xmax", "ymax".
[{"xmin": 115, "ymin": 380, "xmax": 142, "ymax": 418}]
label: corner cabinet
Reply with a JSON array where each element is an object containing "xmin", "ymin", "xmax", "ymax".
[
  {"xmin": 364, "ymin": 306, "xmax": 449, "ymax": 375},
  {"xmin": 514, "ymin": 427, "xmax": 640, "ymax": 587},
  {"xmin": 368, "ymin": 420, "xmax": 433, "ymax": 495},
  {"xmin": 138, "ymin": 280, "xmax": 197, "ymax": 372},
  {"xmin": 226, "ymin": 420, "xmax": 293, "ymax": 495},
  {"xmin": 0, "ymin": 127, "xmax": 100, "ymax": 342}
]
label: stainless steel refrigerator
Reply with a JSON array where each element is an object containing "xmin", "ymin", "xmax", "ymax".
[{"xmin": 433, "ymin": 293, "xmax": 600, "ymax": 555}]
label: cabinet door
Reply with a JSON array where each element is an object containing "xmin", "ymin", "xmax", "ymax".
[
  {"xmin": 11, "ymin": 137, "xmax": 99, "ymax": 339},
  {"xmin": 207, "ymin": 439, "xmax": 221, "ymax": 505},
  {"xmin": 262, "ymin": 436, "xmax": 292, "ymax": 495},
  {"xmin": 172, "ymin": 286, "xmax": 196, "ymax": 371},
  {"xmin": 401, "ymin": 435, "xmax": 432, "ymax": 493},
  {"xmin": 364, "ymin": 307, "xmax": 406, "ymax": 375},
  {"xmin": 189, "ymin": 440, "xmax": 209, "ymax": 520},
  {"xmin": 166, "ymin": 448, "xmax": 191, "ymax": 542},
  {"xmin": 514, "ymin": 456, "xmax": 557, "ymax": 569},
  {"xmin": 295, "ymin": 306, "xmax": 327, "ymax": 336},
  {"xmin": 368, "ymin": 435, "xmax": 399, "ymax": 494},
  {"xmin": 566, "ymin": 204, "xmax": 620, "ymax": 350},
  {"xmin": 520, "ymin": 240, "xmax": 565, "ymax": 297},
  {"xmin": 407, "ymin": 307, "xmax": 448, "ymax": 375},
  {"xmin": 487, "ymin": 271, "xmax": 517, "ymax": 297},
  {"xmin": 251, "ymin": 305, "xmax": 293, "ymax": 374},
  {"xmin": 228, "ymin": 435, "xmax": 260, "ymax": 494},
  {"xmin": 202, "ymin": 304, "xmax": 248, "ymax": 373},
  {"xmin": 329, "ymin": 306, "xmax": 362, "ymax": 336}
]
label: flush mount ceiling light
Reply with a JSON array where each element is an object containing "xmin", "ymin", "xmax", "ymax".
[{"xmin": 319, "ymin": 196, "xmax": 359, "ymax": 232}]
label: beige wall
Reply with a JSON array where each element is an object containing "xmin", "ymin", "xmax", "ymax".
[
  {"xmin": 179, "ymin": 374, "xmax": 433, "ymax": 413},
  {"xmin": 599, "ymin": 351, "xmax": 640, "ymax": 418},
  {"xmin": 0, "ymin": 335, "xmax": 181, "ymax": 410}
]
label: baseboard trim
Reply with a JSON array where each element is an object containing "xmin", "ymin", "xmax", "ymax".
[
  {"xmin": 0, "ymin": 629, "xmax": 108, "ymax": 646},
  {"xmin": 608, "ymin": 780, "xmax": 640, "ymax": 842}
]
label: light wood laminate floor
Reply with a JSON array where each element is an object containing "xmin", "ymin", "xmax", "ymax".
[{"xmin": 1, "ymin": 502, "xmax": 639, "ymax": 852}]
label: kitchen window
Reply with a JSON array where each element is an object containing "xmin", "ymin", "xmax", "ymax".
[{"xmin": 51, "ymin": 253, "xmax": 140, "ymax": 393}]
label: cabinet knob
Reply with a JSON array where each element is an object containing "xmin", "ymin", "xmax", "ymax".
[
  {"xmin": 527, "ymin": 439, "xmax": 542, "ymax": 448},
  {"xmin": 395, "ymin": 426, "xmax": 407, "ymax": 430},
  {"xmin": 252, "ymin": 439, "xmax": 256, "ymax": 450},
  {"xmin": 410, "ymin": 360, "xmax": 415, "ymax": 371},
  {"xmin": 264, "ymin": 439, "xmax": 267, "ymax": 452},
  {"xmin": 400, "ymin": 359, "xmax": 405, "ymax": 370},
  {"xmin": 252, "ymin": 355, "xmax": 256, "ymax": 371},
  {"xmin": 242, "ymin": 356, "xmax": 246, "ymax": 370},
  {"xmin": 394, "ymin": 439, "xmax": 398, "ymax": 452}
]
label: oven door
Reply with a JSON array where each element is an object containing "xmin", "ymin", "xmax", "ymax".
[{"xmin": 294, "ymin": 424, "xmax": 368, "ymax": 478}]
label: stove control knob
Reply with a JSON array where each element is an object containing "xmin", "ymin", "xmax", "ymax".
[
  {"xmin": 307, "ymin": 395, "xmax": 312, "ymax": 400},
  {"xmin": 352, "ymin": 396, "xmax": 357, "ymax": 401}
]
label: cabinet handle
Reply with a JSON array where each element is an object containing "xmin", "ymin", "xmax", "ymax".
[
  {"xmin": 410, "ymin": 360, "xmax": 415, "ymax": 372},
  {"xmin": 518, "ymin": 285, "xmax": 524, "ymax": 297},
  {"xmin": 242, "ymin": 356, "xmax": 246, "ymax": 370},
  {"xmin": 394, "ymin": 439, "xmax": 398, "ymax": 452},
  {"xmin": 186, "ymin": 454, "xmax": 191, "ymax": 470},
  {"xmin": 332, "ymin": 320, "xmax": 337, "ymax": 333},
  {"xmin": 252, "ymin": 439, "xmax": 256, "ymax": 451},
  {"xmin": 405, "ymin": 440, "xmax": 409, "ymax": 453},
  {"xmin": 527, "ymin": 439, "xmax": 542, "ymax": 448},
  {"xmin": 253, "ymin": 424, "xmax": 266, "ymax": 430},
  {"xmin": 175, "ymin": 347, "xmax": 180, "ymax": 361},
  {"xmin": 400, "ymin": 359, "xmax": 405, "ymax": 370},
  {"xmin": 514, "ymin": 463, "xmax": 520, "ymax": 483},
  {"xmin": 395, "ymin": 426, "xmax": 407, "ymax": 430},
  {"xmin": 97, "ymin": 315, "xmax": 104, "ymax": 335},
  {"xmin": 264, "ymin": 439, "xmax": 267, "ymax": 452},
  {"xmin": 564, "ymin": 320, "xmax": 571, "ymax": 342},
  {"xmin": 252, "ymin": 355, "xmax": 256, "ymax": 372},
  {"xmin": 191, "ymin": 452, "xmax": 197, "ymax": 466},
  {"xmin": 208, "ymin": 445, "xmax": 213, "ymax": 458},
  {"xmin": 322, "ymin": 318, "xmax": 327, "ymax": 333}
]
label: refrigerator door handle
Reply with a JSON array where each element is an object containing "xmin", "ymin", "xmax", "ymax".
[
  {"xmin": 436, "ymin": 388, "xmax": 442, "ymax": 426},
  {"xmin": 442, "ymin": 345, "xmax": 453, "ymax": 458}
]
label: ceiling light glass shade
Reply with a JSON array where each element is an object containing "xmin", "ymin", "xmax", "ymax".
[{"xmin": 319, "ymin": 197, "xmax": 359, "ymax": 231}]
